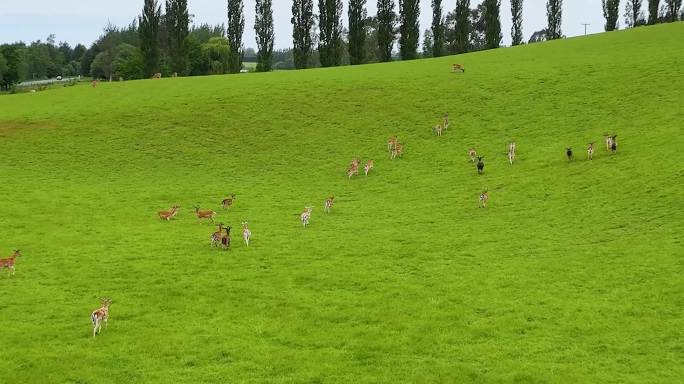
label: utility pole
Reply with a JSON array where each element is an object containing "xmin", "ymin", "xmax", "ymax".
[{"xmin": 581, "ymin": 23, "xmax": 590, "ymax": 35}]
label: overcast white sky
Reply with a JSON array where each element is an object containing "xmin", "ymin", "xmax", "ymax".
[{"xmin": 1, "ymin": 0, "xmax": 608, "ymax": 49}]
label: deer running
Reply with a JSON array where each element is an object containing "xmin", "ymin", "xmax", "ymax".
[
  {"xmin": 347, "ymin": 163, "xmax": 359, "ymax": 179},
  {"xmin": 194, "ymin": 206, "xmax": 216, "ymax": 224},
  {"xmin": 301, "ymin": 207, "xmax": 313, "ymax": 227},
  {"xmin": 324, "ymin": 196, "xmax": 334, "ymax": 213},
  {"xmin": 0, "ymin": 250, "xmax": 21, "ymax": 277},
  {"xmin": 387, "ymin": 137, "xmax": 397, "ymax": 153},
  {"xmin": 443, "ymin": 113, "xmax": 450, "ymax": 130},
  {"xmin": 91, "ymin": 298, "xmax": 112, "ymax": 338},
  {"xmin": 566, "ymin": 148, "xmax": 573, "ymax": 161},
  {"xmin": 364, "ymin": 160, "xmax": 374, "ymax": 176},
  {"xmin": 241, "ymin": 222, "xmax": 251, "ymax": 247},
  {"xmin": 391, "ymin": 143, "xmax": 404, "ymax": 159},
  {"xmin": 587, "ymin": 143, "xmax": 595, "ymax": 160},
  {"xmin": 452, "ymin": 64, "xmax": 465, "ymax": 73},
  {"xmin": 158, "ymin": 206, "xmax": 180, "ymax": 221},
  {"xmin": 476, "ymin": 156, "xmax": 485, "ymax": 174},
  {"xmin": 479, "ymin": 191, "xmax": 489, "ymax": 208},
  {"xmin": 610, "ymin": 135, "xmax": 618, "ymax": 153},
  {"xmin": 508, "ymin": 142, "xmax": 516, "ymax": 165}
]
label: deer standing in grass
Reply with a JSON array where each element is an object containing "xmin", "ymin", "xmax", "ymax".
[
  {"xmin": 158, "ymin": 206, "xmax": 180, "ymax": 221},
  {"xmin": 0, "ymin": 250, "xmax": 21, "ymax": 277},
  {"xmin": 479, "ymin": 191, "xmax": 489, "ymax": 208},
  {"xmin": 468, "ymin": 148, "xmax": 477, "ymax": 162},
  {"xmin": 301, "ymin": 207, "xmax": 313, "ymax": 227},
  {"xmin": 587, "ymin": 143, "xmax": 595, "ymax": 160},
  {"xmin": 91, "ymin": 298, "xmax": 112, "ymax": 338},
  {"xmin": 347, "ymin": 163, "xmax": 359, "ymax": 179},
  {"xmin": 443, "ymin": 113, "xmax": 449, "ymax": 131},
  {"xmin": 604, "ymin": 135, "xmax": 613, "ymax": 151},
  {"xmin": 324, "ymin": 196, "xmax": 334, "ymax": 213},
  {"xmin": 194, "ymin": 206, "xmax": 216, "ymax": 224},
  {"xmin": 566, "ymin": 148, "xmax": 573, "ymax": 161},
  {"xmin": 221, "ymin": 226, "xmax": 232, "ymax": 249},
  {"xmin": 508, "ymin": 142, "xmax": 516, "ymax": 165},
  {"xmin": 241, "ymin": 222, "xmax": 251, "ymax": 246},
  {"xmin": 434, "ymin": 123, "xmax": 443, "ymax": 136},
  {"xmin": 476, "ymin": 156, "xmax": 485, "ymax": 174},
  {"xmin": 221, "ymin": 194, "xmax": 236, "ymax": 209},
  {"xmin": 391, "ymin": 143, "xmax": 404, "ymax": 159},
  {"xmin": 610, "ymin": 135, "xmax": 618, "ymax": 153},
  {"xmin": 452, "ymin": 64, "xmax": 465, "ymax": 72},
  {"xmin": 211, "ymin": 223, "xmax": 224, "ymax": 247},
  {"xmin": 387, "ymin": 137, "xmax": 398, "ymax": 153},
  {"xmin": 364, "ymin": 160, "xmax": 374, "ymax": 176}
]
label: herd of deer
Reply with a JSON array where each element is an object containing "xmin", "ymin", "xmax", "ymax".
[
  {"xmin": 156, "ymin": 193, "xmax": 249, "ymax": 253},
  {"xmin": 566, "ymin": 135, "xmax": 617, "ymax": 161}
]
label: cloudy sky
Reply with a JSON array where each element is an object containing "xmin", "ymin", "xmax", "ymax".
[{"xmin": 1, "ymin": 0, "xmax": 606, "ymax": 49}]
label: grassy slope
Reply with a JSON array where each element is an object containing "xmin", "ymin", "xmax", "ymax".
[{"xmin": 0, "ymin": 23, "xmax": 682, "ymax": 383}]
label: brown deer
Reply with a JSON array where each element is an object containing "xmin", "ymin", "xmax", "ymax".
[
  {"xmin": 434, "ymin": 123, "xmax": 443, "ymax": 136},
  {"xmin": 194, "ymin": 206, "xmax": 216, "ymax": 224},
  {"xmin": 387, "ymin": 137, "xmax": 398, "ymax": 153},
  {"xmin": 91, "ymin": 298, "xmax": 112, "ymax": 337},
  {"xmin": 364, "ymin": 159, "xmax": 374, "ymax": 176},
  {"xmin": 468, "ymin": 148, "xmax": 477, "ymax": 162},
  {"xmin": 0, "ymin": 250, "xmax": 21, "ymax": 277},
  {"xmin": 443, "ymin": 113, "xmax": 450, "ymax": 130},
  {"xmin": 587, "ymin": 143, "xmax": 595, "ymax": 160},
  {"xmin": 391, "ymin": 143, "xmax": 404, "ymax": 159},
  {"xmin": 158, "ymin": 206, "xmax": 180, "ymax": 221},
  {"xmin": 152, "ymin": 72, "xmax": 162, "ymax": 79},
  {"xmin": 301, "ymin": 207, "xmax": 313, "ymax": 227},
  {"xmin": 452, "ymin": 64, "xmax": 465, "ymax": 73},
  {"xmin": 347, "ymin": 163, "xmax": 359, "ymax": 179},
  {"xmin": 479, "ymin": 191, "xmax": 489, "ymax": 208},
  {"xmin": 211, "ymin": 223, "xmax": 224, "ymax": 247},
  {"xmin": 221, "ymin": 194, "xmax": 236, "ymax": 209},
  {"xmin": 324, "ymin": 196, "xmax": 334, "ymax": 213}
]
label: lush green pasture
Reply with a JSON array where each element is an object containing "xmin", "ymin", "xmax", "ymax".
[{"xmin": 0, "ymin": 23, "xmax": 682, "ymax": 383}]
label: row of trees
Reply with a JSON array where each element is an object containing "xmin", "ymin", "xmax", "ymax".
[
  {"xmin": 2, "ymin": 0, "xmax": 682, "ymax": 89},
  {"xmin": 603, "ymin": 0, "xmax": 682, "ymax": 30}
]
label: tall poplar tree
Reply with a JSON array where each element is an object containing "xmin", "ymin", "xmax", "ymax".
[
  {"xmin": 483, "ymin": 0, "xmax": 502, "ymax": 49},
  {"xmin": 166, "ymin": 0, "xmax": 190, "ymax": 74},
  {"xmin": 318, "ymin": 0, "xmax": 343, "ymax": 67},
  {"xmin": 431, "ymin": 0, "xmax": 445, "ymax": 57},
  {"xmin": 602, "ymin": 0, "xmax": 620, "ymax": 31},
  {"xmin": 453, "ymin": 0, "xmax": 471, "ymax": 53},
  {"xmin": 648, "ymin": 0, "xmax": 661, "ymax": 23},
  {"xmin": 511, "ymin": 0, "xmax": 523, "ymax": 46},
  {"xmin": 139, "ymin": 0, "xmax": 161, "ymax": 77},
  {"xmin": 348, "ymin": 0, "xmax": 367, "ymax": 65},
  {"xmin": 227, "ymin": 0, "xmax": 244, "ymax": 73},
  {"xmin": 399, "ymin": 0, "xmax": 420, "ymax": 60},
  {"xmin": 292, "ymin": 0, "xmax": 315, "ymax": 68},
  {"xmin": 255, "ymin": 0, "xmax": 274, "ymax": 71},
  {"xmin": 377, "ymin": 0, "xmax": 396, "ymax": 62},
  {"xmin": 546, "ymin": 0, "xmax": 563, "ymax": 40}
]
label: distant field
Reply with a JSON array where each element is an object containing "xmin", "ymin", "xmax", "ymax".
[{"xmin": 0, "ymin": 23, "xmax": 682, "ymax": 383}]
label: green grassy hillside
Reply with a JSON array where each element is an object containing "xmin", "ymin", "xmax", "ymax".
[{"xmin": 0, "ymin": 23, "xmax": 682, "ymax": 383}]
